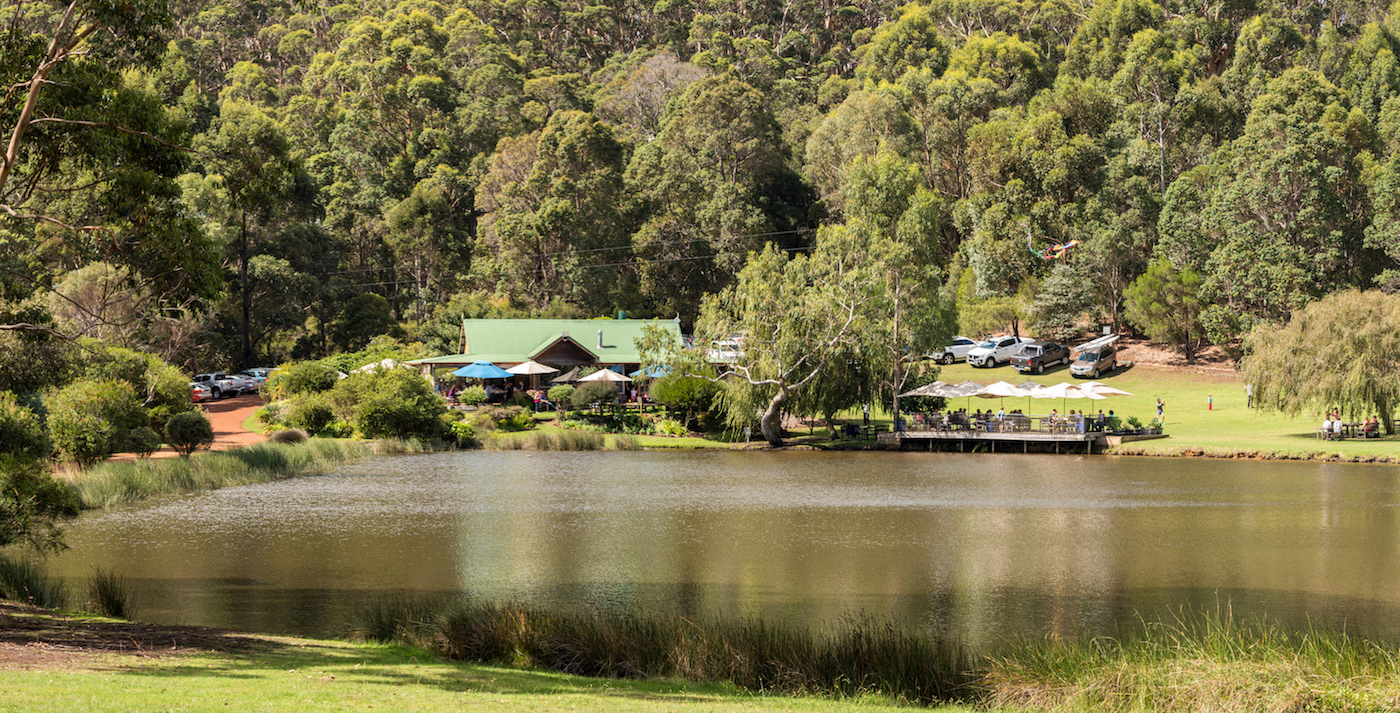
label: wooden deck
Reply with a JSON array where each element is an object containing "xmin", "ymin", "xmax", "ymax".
[{"xmin": 876, "ymin": 430, "xmax": 1168, "ymax": 454}]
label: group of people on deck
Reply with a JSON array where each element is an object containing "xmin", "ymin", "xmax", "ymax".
[{"xmin": 926, "ymin": 407, "xmax": 1116, "ymax": 433}]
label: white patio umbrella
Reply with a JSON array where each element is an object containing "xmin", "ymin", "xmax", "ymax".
[
  {"xmin": 577, "ymin": 368, "xmax": 632, "ymax": 383},
  {"xmin": 351, "ymin": 357, "xmax": 405, "ymax": 374},
  {"xmin": 899, "ymin": 380, "xmax": 948, "ymax": 398},
  {"xmin": 1033, "ymin": 382, "xmax": 1106, "ymax": 414},
  {"xmin": 1076, "ymin": 381, "xmax": 1133, "ymax": 396},
  {"xmin": 507, "ymin": 360, "xmax": 559, "ymax": 389},
  {"xmin": 506, "ymin": 360, "xmax": 558, "ymax": 376},
  {"xmin": 975, "ymin": 380, "xmax": 1031, "ymax": 409}
]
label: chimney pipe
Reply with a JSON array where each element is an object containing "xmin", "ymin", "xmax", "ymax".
[{"xmin": 597, "ymin": 330, "xmax": 603, "ymax": 349}]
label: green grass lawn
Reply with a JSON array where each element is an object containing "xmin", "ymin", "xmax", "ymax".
[
  {"xmin": 918, "ymin": 361, "xmax": 1400, "ymax": 460},
  {"xmin": 0, "ymin": 635, "xmax": 966, "ymax": 713}
]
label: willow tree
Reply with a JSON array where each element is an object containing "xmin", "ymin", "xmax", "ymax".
[{"xmin": 1241, "ymin": 290, "xmax": 1400, "ymax": 433}]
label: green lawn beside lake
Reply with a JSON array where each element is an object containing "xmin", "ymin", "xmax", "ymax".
[
  {"xmin": 923, "ymin": 361, "xmax": 1400, "ymax": 460},
  {"xmin": 0, "ymin": 636, "xmax": 962, "ymax": 713}
]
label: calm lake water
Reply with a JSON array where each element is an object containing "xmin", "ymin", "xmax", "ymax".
[{"xmin": 42, "ymin": 451, "xmax": 1400, "ymax": 649}]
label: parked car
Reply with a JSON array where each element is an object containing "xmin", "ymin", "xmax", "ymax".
[
  {"xmin": 1010, "ymin": 341, "xmax": 1071, "ymax": 374},
  {"xmin": 227, "ymin": 372, "xmax": 258, "ymax": 394},
  {"xmin": 238, "ymin": 368, "xmax": 272, "ymax": 391},
  {"xmin": 192, "ymin": 372, "xmax": 243, "ymax": 399},
  {"xmin": 190, "ymin": 382, "xmax": 211, "ymax": 403},
  {"xmin": 966, "ymin": 336, "xmax": 1035, "ymax": 368},
  {"xmin": 1070, "ymin": 344, "xmax": 1118, "ymax": 378},
  {"xmin": 931, "ymin": 336, "xmax": 979, "ymax": 365}
]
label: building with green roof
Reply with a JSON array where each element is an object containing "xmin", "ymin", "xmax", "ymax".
[{"xmin": 406, "ymin": 318, "xmax": 683, "ymax": 375}]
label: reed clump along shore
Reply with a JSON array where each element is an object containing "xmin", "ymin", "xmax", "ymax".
[
  {"xmin": 349, "ymin": 599, "xmax": 1400, "ymax": 711},
  {"xmin": 70, "ymin": 438, "xmax": 436, "ymax": 508}
]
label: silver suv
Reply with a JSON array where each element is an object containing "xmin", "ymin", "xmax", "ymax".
[{"xmin": 1070, "ymin": 345, "xmax": 1117, "ymax": 378}]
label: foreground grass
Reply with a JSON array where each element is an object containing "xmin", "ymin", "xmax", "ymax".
[
  {"xmin": 70, "ymin": 438, "xmax": 436, "ymax": 508},
  {"xmin": 6, "ymin": 599, "xmax": 1400, "ymax": 712},
  {"xmin": 0, "ymin": 621, "xmax": 949, "ymax": 713}
]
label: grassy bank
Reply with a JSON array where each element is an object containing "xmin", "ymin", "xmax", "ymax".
[
  {"xmin": 70, "ymin": 438, "xmax": 435, "ymax": 509},
  {"xmin": 346, "ymin": 600, "xmax": 1400, "ymax": 712},
  {"xmin": 913, "ymin": 362, "xmax": 1400, "ymax": 462},
  {"xmin": 354, "ymin": 598, "xmax": 977, "ymax": 705},
  {"xmin": 4, "ymin": 594, "xmax": 1400, "ymax": 711}
]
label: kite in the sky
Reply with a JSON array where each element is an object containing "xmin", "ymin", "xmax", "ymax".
[{"xmin": 1024, "ymin": 222, "xmax": 1078, "ymax": 261}]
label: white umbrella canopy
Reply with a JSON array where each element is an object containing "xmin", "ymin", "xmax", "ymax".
[
  {"xmin": 1016, "ymin": 381, "xmax": 1044, "ymax": 393},
  {"xmin": 506, "ymin": 360, "xmax": 559, "ymax": 376},
  {"xmin": 1076, "ymin": 381, "xmax": 1133, "ymax": 396},
  {"xmin": 980, "ymin": 381, "xmax": 1030, "ymax": 398},
  {"xmin": 951, "ymin": 380, "xmax": 987, "ymax": 397},
  {"xmin": 351, "ymin": 357, "xmax": 405, "ymax": 374},
  {"xmin": 578, "ymin": 368, "xmax": 633, "ymax": 383},
  {"xmin": 899, "ymin": 380, "xmax": 948, "ymax": 398}
]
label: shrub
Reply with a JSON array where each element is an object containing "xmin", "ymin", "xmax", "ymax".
[
  {"xmin": 127, "ymin": 426, "xmax": 162, "ymax": 458},
  {"xmin": 46, "ymin": 379, "xmax": 147, "ymax": 465},
  {"xmin": 651, "ymin": 371, "xmax": 721, "ymax": 429},
  {"xmin": 285, "ymin": 393, "xmax": 335, "ymax": 435},
  {"xmin": 265, "ymin": 361, "xmax": 340, "ymax": 401},
  {"xmin": 320, "ymin": 420, "xmax": 355, "ymax": 438},
  {"xmin": 254, "ymin": 403, "xmax": 283, "ymax": 425},
  {"xmin": 450, "ymin": 420, "xmax": 478, "ymax": 447},
  {"xmin": 654, "ymin": 418, "xmax": 688, "ymax": 436},
  {"xmin": 0, "ymin": 391, "xmax": 49, "ymax": 461},
  {"xmin": 487, "ymin": 405, "xmax": 535, "ymax": 432},
  {"xmin": 570, "ymin": 381, "xmax": 618, "ymax": 412},
  {"xmin": 268, "ymin": 428, "xmax": 309, "ymax": 444},
  {"xmin": 164, "ymin": 411, "xmax": 214, "ymax": 457},
  {"xmin": 547, "ymin": 384, "xmax": 574, "ymax": 410},
  {"xmin": 457, "ymin": 385, "xmax": 487, "ymax": 406},
  {"xmin": 0, "ymin": 458, "xmax": 79, "ymax": 552},
  {"xmin": 333, "ymin": 369, "xmax": 446, "ymax": 439}
]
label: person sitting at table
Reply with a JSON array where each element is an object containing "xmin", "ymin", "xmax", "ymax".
[
  {"xmin": 1094, "ymin": 410, "xmax": 1106, "ymax": 432},
  {"xmin": 1365, "ymin": 416, "xmax": 1380, "ymax": 438},
  {"xmin": 1048, "ymin": 409, "xmax": 1058, "ymax": 429},
  {"xmin": 1333, "ymin": 416, "xmax": 1345, "ymax": 440},
  {"xmin": 1322, "ymin": 414, "xmax": 1334, "ymax": 438}
]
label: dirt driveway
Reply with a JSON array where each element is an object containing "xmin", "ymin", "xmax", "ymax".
[
  {"xmin": 107, "ymin": 393, "xmax": 266, "ymax": 462},
  {"xmin": 198, "ymin": 393, "xmax": 268, "ymax": 451}
]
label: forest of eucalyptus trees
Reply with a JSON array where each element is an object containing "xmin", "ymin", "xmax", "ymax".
[{"xmin": 4, "ymin": 0, "xmax": 1400, "ymax": 377}]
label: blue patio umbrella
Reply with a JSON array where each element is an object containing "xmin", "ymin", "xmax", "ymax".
[{"xmin": 452, "ymin": 361, "xmax": 514, "ymax": 379}]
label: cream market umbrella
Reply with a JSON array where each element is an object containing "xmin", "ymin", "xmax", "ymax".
[
  {"xmin": 1033, "ymin": 382, "xmax": 1106, "ymax": 415},
  {"xmin": 975, "ymin": 380, "xmax": 1031, "ymax": 410},
  {"xmin": 507, "ymin": 360, "xmax": 559, "ymax": 389},
  {"xmin": 1076, "ymin": 381, "xmax": 1133, "ymax": 396},
  {"xmin": 899, "ymin": 380, "xmax": 948, "ymax": 398},
  {"xmin": 577, "ymin": 368, "xmax": 632, "ymax": 383},
  {"xmin": 506, "ymin": 360, "xmax": 558, "ymax": 376},
  {"xmin": 351, "ymin": 358, "xmax": 405, "ymax": 374}
]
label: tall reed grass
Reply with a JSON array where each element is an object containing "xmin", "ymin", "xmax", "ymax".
[
  {"xmin": 75, "ymin": 440, "xmax": 376, "ymax": 508},
  {"xmin": 86, "ymin": 568, "xmax": 133, "ymax": 619},
  {"xmin": 0, "ymin": 554, "xmax": 66, "ymax": 609},
  {"xmin": 351, "ymin": 598, "xmax": 978, "ymax": 705},
  {"xmin": 486, "ymin": 430, "xmax": 606, "ymax": 451},
  {"xmin": 982, "ymin": 607, "xmax": 1400, "ymax": 712}
]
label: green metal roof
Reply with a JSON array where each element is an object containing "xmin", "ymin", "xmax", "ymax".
[{"xmin": 408, "ymin": 318, "xmax": 682, "ymax": 367}]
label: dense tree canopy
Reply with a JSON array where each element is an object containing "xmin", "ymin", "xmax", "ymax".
[{"xmin": 4, "ymin": 0, "xmax": 1400, "ymax": 376}]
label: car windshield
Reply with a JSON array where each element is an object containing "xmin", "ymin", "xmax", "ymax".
[
  {"xmin": 978, "ymin": 340, "xmax": 996, "ymax": 349},
  {"xmin": 1081, "ymin": 353, "xmax": 1100, "ymax": 362},
  {"xmin": 1025, "ymin": 347, "xmax": 1041, "ymax": 356}
]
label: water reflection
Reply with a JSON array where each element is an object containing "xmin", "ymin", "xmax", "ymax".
[{"xmin": 43, "ymin": 451, "xmax": 1400, "ymax": 648}]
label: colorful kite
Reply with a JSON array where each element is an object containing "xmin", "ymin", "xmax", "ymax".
[{"xmin": 1024, "ymin": 223, "xmax": 1078, "ymax": 261}]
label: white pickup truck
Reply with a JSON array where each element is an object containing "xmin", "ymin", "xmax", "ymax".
[
  {"xmin": 966, "ymin": 336, "xmax": 1035, "ymax": 368},
  {"xmin": 192, "ymin": 371, "xmax": 247, "ymax": 399}
]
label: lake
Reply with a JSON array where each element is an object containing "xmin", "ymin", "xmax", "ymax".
[{"xmin": 43, "ymin": 450, "xmax": 1400, "ymax": 649}]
